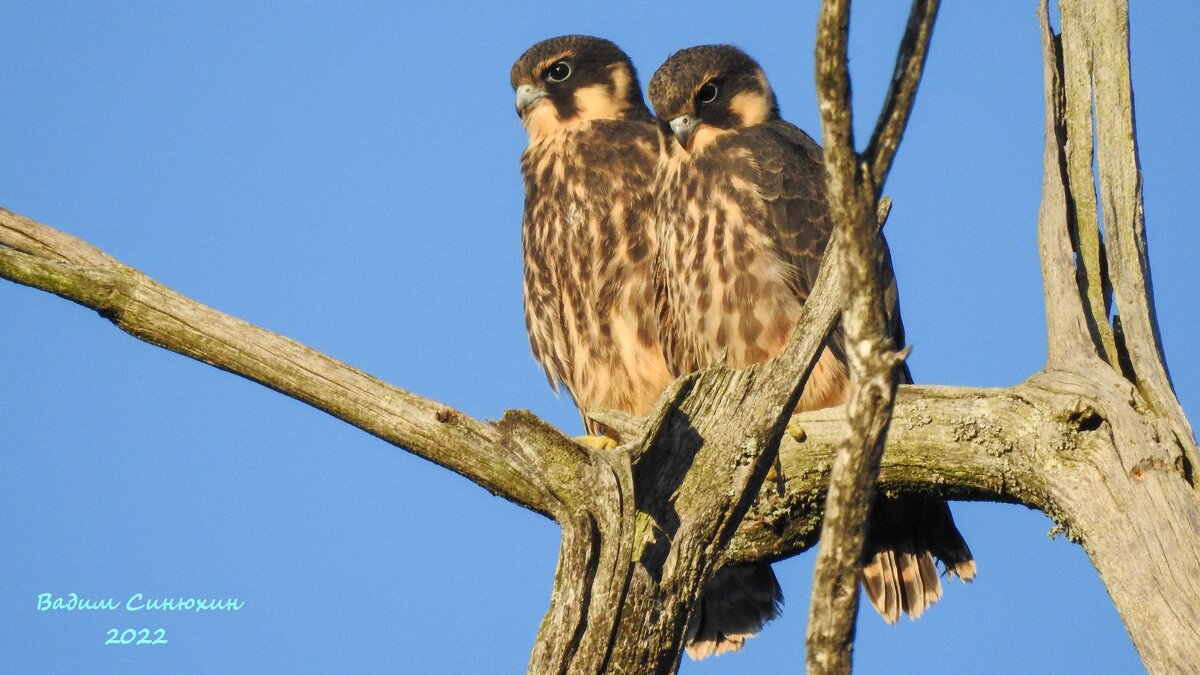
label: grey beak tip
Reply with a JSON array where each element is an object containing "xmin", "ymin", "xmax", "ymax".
[
  {"xmin": 515, "ymin": 85, "xmax": 548, "ymax": 119},
  {"xmin": 669, "ymin": 115, "xmax": 698, "ymax": 149}
]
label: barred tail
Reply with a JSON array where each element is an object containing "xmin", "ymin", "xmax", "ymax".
[{"xmin": 861, "ymin": 495, "xmax": 975, "ymax": 623}]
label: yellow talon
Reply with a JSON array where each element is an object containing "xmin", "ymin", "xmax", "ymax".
[
  {"xmin": 766, "ymin": 456, "xmax": 782, "ymax": 482},
  {"xmin": 574, "ymin": 434, "xmax": 618, "ymax": 450},
  {"xmin": 769, "ymin": 420, "xmax": 804, "ymax": 495},
  {"xmin": 766, "ymin": 454, "xmax": 786, "ymax": 495},
  {"xmin": 786, "ymin": 419, "xmax": 807, "ymax": 442}
]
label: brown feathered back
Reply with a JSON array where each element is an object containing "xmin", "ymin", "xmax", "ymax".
[{"xmin": 650, "ymin": 44, "xmax": 975, "ymax": 639}]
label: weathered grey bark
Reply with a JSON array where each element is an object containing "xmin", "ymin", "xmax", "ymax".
[
  {"xmin": 806, "ymin": 1, "xmax": 939, "ymax": 672},
  {"xmin": 2, "ymin": 0, "xmax": 1199, "ymax": 672},
  {"xmin": 0, "ymin": 204, "xmax": 843, "ymax": 673},
  {"xmin": 1027, "ymin": 2, "xmax": 1200, "ymax": 670}
]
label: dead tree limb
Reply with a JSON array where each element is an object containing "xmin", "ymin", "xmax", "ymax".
[
  {"xmin": 806, "ymin": 1, "xmax": 940, "ymax": 672},
  {"xmin": 4, "ymin": 189, "xmax": 1200, "ymax": 671},
  {"xmin": 1, "ymin": 199, "xmax": 838, "ymax": 672}
]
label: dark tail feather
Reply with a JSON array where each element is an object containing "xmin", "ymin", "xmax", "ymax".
[
  {"xmin": 861, "ymin": 495, "xmax": 975, "ymax": 623},
  {"xmin": 685, "ymin": 564, "xmax": 783, "ymax": 659}
]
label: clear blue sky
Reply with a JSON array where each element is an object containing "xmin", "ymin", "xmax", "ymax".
[{"xmin": 2, "ymin": 2, "xmax": 1195, "ymax": 673}]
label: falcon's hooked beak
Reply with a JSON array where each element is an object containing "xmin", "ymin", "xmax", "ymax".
[
  {"xmin": 515, "ymin": 84, "xmax": 548, "ymax": 119},
  {"xmin": 669, "ymin": 114, "xmax": 699, "ymax": 152}
]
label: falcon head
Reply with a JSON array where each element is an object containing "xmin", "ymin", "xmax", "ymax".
[
  {"xmin": 648, "ymin": 45, "xmax": 779, "ymax": 154},
  {"xmin": 511, "ymin": 35, "xmax": 652, "ymax": 142}
]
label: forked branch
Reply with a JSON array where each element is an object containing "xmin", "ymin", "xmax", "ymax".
[{"xmin": 806, "ymin": 1, "xmax": 940, "ymax": 672}]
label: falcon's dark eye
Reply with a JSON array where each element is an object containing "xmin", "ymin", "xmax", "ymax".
[
  {"xmin": 546, "ymin": 62, "xmax": 571, "ymax": 83},
  {"xmin": 697, "ymin": 82, "xmax": 719, "ymax": 105}
]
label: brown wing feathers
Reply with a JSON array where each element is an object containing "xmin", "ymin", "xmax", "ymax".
[
  {"xmin": 648, "ymin": 44, "xmax": 975, "ymax": 633},
  {"xmin": 517, "ymin": 38, "xmax": 977, "ymax": 660}
]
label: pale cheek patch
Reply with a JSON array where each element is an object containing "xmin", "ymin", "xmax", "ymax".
[
  {"xmin": 730, "ymin": 90, "xmax": 771, "ymax": 127},
  {"xmin": 572, "ymin": 84, "xmax": 625, "ymax": 122},
  {"xmin": 608, "ymin": 64, "xmax": 632, "ymax": 104},
  {"xmin": 523, "ymin": 100, "xmax": 563, "ymax": 142}
]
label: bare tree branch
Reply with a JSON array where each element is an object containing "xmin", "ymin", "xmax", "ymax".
[
  {"xmin": 596, "ymin": 364, "xmax": 1200, "ymax": 675},
  {"xmin": 1059, "ymin": 0, "xmax": 1200, "ymax": 480},
  {"xmin": 602, "ymin": 363, "xmax": 1200, "ymax": 675},
  {"xmin": 4, "ymin": 199, "xmax": 1199, "ymax": 670},
  {"xmin": 814, "ymin": 0, "xmax": 855, "ymax": 187},
  {"xmin": 0, "ymin": 208, "xmax": 116, "ymax": 265},
  {"xmin": 1036, "ymin": 5, "xmax": 1102, "ymax": 364},
  {"xmin": 864, "ymin": 0, "xmax": 942, "ymax": 187},
  {"xmin": 806, "ymin": 1, "xmax": 939, "ymax": 672},
  {"xmin": 808, "ymin": 10, "xmax": 868, "ymax": 667},
  {"xmin": 1036, "ymin": 0, "xmax": 1199, "ymax": 483},
  {"xmin": 0, "ymin": 208, "xmax": 560, "ymax": 517},
  {"xmin": 1, "ymin": 197, "xmax": 839, "ymax": 673},
  {"xmin": 1022, "ymin": 2, "xmax": 1200, "ymax": 669},
  {"xmin": 0, "ymin": 196, "xmax": 859, "ymax": 673},
  {"xmin": 1056, "ymin": 3, "xmax": 1119, "ymax": 367}
]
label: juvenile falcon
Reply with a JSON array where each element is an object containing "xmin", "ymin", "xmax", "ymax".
[
  {"xmin": 648, "ymin": 45, "xmax": 976, "ymax": 645},
  {"xmin": 512, "ymin": 36, "xmax": 780, "ymax": 661},
  {"xmin": 512, "ymin": 35, "xmax": 672, "ymax": 435}
]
